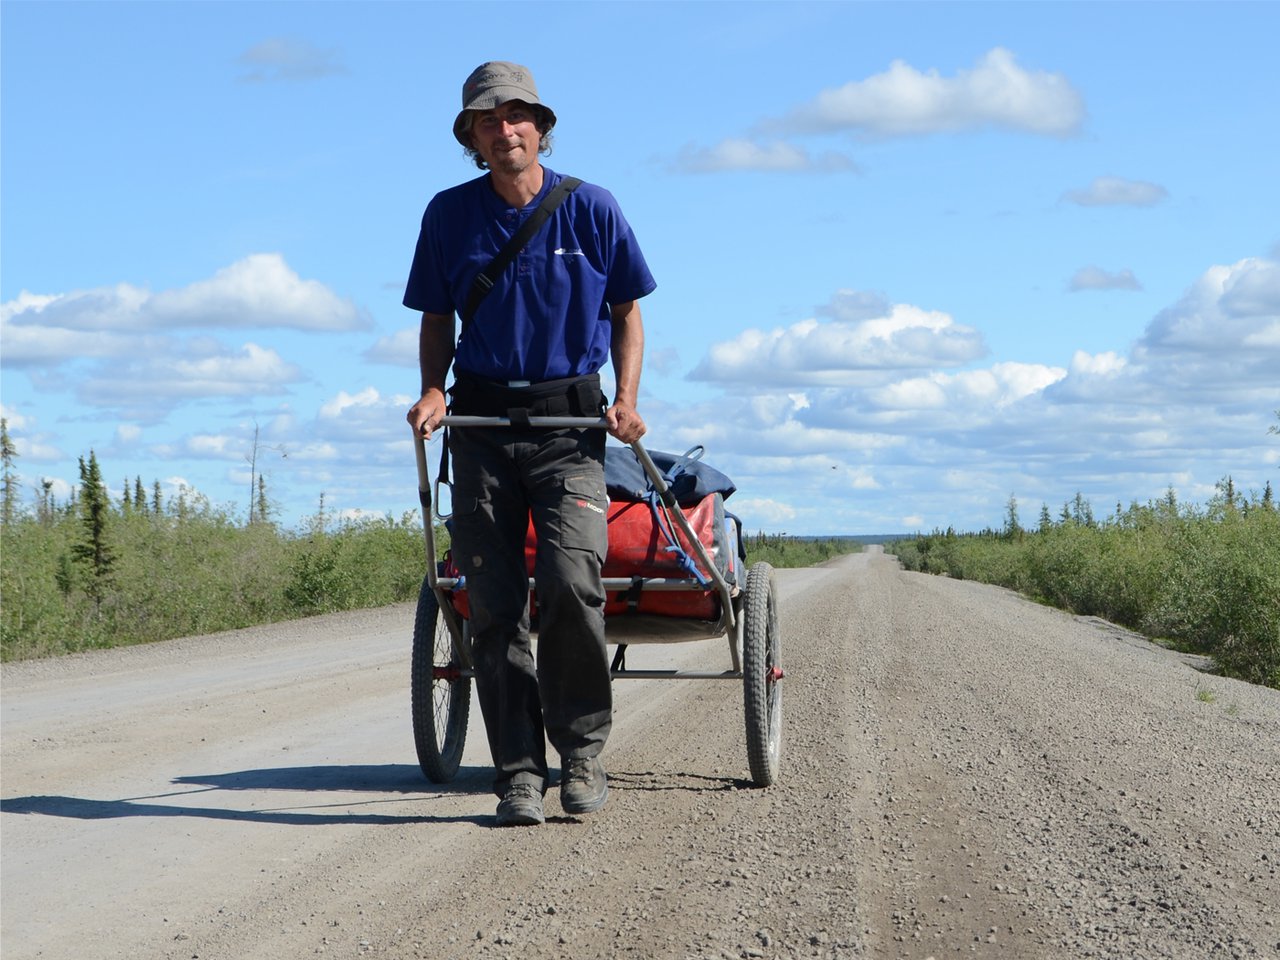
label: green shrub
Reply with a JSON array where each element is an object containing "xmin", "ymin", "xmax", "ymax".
[
  {"xmin": 1, "ymin": 501, "xmax": 433, "ymax": 661},
  {"xmin": 890, "ymin": 496, "xmax": 1279, "ymax": 689}
]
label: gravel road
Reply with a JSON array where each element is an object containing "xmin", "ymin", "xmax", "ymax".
[{"xmin": 2, "ymin": 548, "xmax": 1277, "ymax": 960}]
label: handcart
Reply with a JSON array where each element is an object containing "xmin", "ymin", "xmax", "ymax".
[{"xmin": 410, "ymin": 416, "xmax": 783, "ymax": 788}]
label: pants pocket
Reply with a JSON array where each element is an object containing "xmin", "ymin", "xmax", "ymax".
[{"xmin": 555, "ymin": 474, "xmax": 608, "ymax": 557}]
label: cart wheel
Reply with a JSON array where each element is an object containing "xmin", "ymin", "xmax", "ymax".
[
  {"xmin": 742, "ymin": 561, "xmax": 783, "ymax": 786},
  {"xmin": 411, "ymin": 577, "xmax": 470, "ymax": 782}
]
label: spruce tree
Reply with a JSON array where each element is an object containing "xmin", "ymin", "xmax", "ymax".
[
  {"xmin": 39, "ymin": 479, "xmax": 55, "ymax": 525},
  {"xmin": 72, "ymin": 451, "xmax": 115, "ymax": 615},
  {"xmin": 1, "ymin": 418, "xmax": 18, "ymax": 526},
  {"xmin": 256, "ymin": 474, "xmax": 270, "ymax": 525}
]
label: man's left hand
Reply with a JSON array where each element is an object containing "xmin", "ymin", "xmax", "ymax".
[{"xmin": 605, "ymin": 401, "xmax": 646, "ymax": 444}]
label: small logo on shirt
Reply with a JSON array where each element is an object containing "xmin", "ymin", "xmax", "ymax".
[{"xmin": 553, "ymin": 248, "xmax": 585, "ymax": 256}]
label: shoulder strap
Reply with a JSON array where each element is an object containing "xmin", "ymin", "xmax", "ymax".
[{"xmin": 461, "ymin": 175, "xmax": 583, "ymax": 330}]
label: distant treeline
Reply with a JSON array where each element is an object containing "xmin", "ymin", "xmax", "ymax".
[
  {"xmin": 888, "ymin": 480, "xmax": 1279, "ymax": 689},
  {"xmin": 745, "ymin": 531, "xmax": 863, "ymax": 568}
]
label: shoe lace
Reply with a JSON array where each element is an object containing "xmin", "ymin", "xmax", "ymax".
[
  {"xmin": 566, "ymin": 758, "xmax": 593, "ymax": 781},
  {"xmin": 506, "ymin": 783, "xmax": 540, "ymax": 801}
]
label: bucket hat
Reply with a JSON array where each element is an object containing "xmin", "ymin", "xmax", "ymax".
[{"xmin": 453, "ymin": 61, "xmax": 556, "ymax": 147}]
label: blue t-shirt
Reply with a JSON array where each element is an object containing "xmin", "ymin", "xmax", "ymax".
[{"xmin": 403, "ymin": 167, "xmax": 657, "ymax": 382}]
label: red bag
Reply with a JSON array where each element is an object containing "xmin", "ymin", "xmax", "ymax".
[{"xmin": 444, "ymin": 493, "xmax": 737, "ymax": 623}]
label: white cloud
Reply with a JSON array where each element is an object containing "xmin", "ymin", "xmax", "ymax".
[
  {"xmin": 1138, "ymin": 257, "xmax": 1280, "ymax": 364},
  {"xmin": 364, "ymin": 327, "xmax": 419, "ymax": 367},
  {"xmin": 0, "ymin": 291, "xmax": 59, "ymax": 322},
  {"xmin": 0, "ymin": 404, "xmax": 30, "ymax": 429},
  {"xmin": 236, "ymin": 38, "xmax": 345, "ymax": 83},
  {"xmin": 1064, "ymin": 176, "xmax": 1169, "ymax": 207},
  {"xmin": 185, "ymin": 434, "xmax": 244, "ymax": 459},
  {"xmin": 689, "ymin": 300, "xmax": 986, "ymax": 386},
  {"xmin": 1069, "ymin": 266, "xmax": 1142, "ymax": 292},
  {"xmin": 865, "ymin": 361, "xmax": 1066, "ymax": 414},
  {"xmin": 1, "ymin": 254, "xmax": 368, "ymax": 357},
  {"xmin": 320, "ymin": 387, "xmax": 383, "ymax": 419},
  {"xmin": 672, "ymin": 139, "xmax": 858, "ymax": 174},
  {"xmin": 670, "ymin": 254, "xmax": 1278, "ymax": 534},
  {"xmin": 1069, "ymin": 350, "xmax": 1127, "ymax": 377},
  {"xmin": 14, "ymin": 435, "xmax": 63, "ymax": 463},
  {"xmin": 76, "ymin": 343, "xmax": 303, "ymax": 423},
  {"xmin": 0, "ymin": 311, "xmax": 164, "ymax": 367},
  {"xmin": 147, "ymin": 254, "xmax": 368, "ymax": 331},
  {"xmin": 771, "ymin": 48, "xmax": 1084, "ymax": 138},
  {"xmin": 729, "ymin": 497, "xmax": 797, "ymax": 526}
]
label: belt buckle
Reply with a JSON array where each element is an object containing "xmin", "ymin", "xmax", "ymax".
[{"xmin": 506, "ymin": 380, "xmax": 532, "ymax": 388}]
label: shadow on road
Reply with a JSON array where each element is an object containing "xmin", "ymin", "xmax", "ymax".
[{"xmin": 0, "ymin": 763, "xmax": 492, "ymax": 826}]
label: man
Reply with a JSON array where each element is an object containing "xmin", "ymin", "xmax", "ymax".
[{"xmin": 404, "ymin": 62, "xmax": 656, "ymax": 826}]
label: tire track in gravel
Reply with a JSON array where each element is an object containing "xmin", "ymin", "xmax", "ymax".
[{"xmin": 288, "ymin": 553, "xmax": 881, "ymax": 960}]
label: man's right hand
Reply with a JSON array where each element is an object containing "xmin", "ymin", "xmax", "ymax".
[{"xmin": 407, "ymin": 388, "xmax": 447, "ymax": 438}]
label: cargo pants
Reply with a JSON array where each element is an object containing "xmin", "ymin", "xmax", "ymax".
[{"xmin": 448, "ymin": 423, "xmax": 612, "ymax": 798}]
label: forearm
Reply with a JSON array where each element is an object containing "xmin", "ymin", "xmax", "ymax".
[
  {"xmin": 407, "ymin": 312, "xmax": 455, "ymax": 437},
  {"xmin": 609, "ymin": 300, "xmax": 644, "ymax": 408},
  {"xmin": 418, "ymin": 311, "xmax": 455, "ymax": 397}
]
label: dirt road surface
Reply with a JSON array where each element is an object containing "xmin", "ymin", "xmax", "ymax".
[{"xmin": 3, "ymin": 549, "xmax": 1277, "ymax": 960}]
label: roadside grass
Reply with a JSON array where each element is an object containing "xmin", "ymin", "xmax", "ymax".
[
  {"xmin": 1, "ymin": 499, "xmax": 857, "ymax": 662},
  {"xmin": 0, "ymin": 500, "xmax": 439, "ymax": 662},
  {"xmin": 889, "ymin": 494, "xmax": 1280, "ymax": 690}
]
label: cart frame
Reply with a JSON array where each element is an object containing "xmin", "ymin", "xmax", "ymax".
[{"xmin": 410, "ymin": 416, "xmax": 783, "ymax": 787}]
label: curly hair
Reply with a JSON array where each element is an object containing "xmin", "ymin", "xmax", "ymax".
[{"xmin": 459, "ymin": 104, "xmax": 555, "ymax": 170}]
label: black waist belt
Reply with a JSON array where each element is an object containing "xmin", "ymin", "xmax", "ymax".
[{"xmin": 449, "ymin": 372, "xmax": 605, "ymax": 426}]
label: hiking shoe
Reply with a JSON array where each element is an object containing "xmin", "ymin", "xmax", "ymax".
[
  {"xmin": 560, "ymin": 756, "xmax": 608, "ymax": 814},
  {"xmin": 495, "ymin": 783, "xmax": 544, "ymax": 826}
]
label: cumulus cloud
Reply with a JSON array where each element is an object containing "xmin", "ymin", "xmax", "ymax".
[
  {"xmin": 1138, "ymin": 256, "xmax": 1280, "ymax": 368},
  {"xmin": 236, "ymin": 38, "xmax": 345, "ymax": 82},
  {"xmin": 0, "ymin": 404, "xmax": 29, "ymax": 429},
  {"xmin": 728, "ymin": 497, "xmax": 797, "ymax": 525},
  {"xmin": 1064, "ymin": 176, "xmax": 1169, "ymax": 207},
  {"xmin": 671, "ymin": 139, "xmax": 859, "ymax": 174},
  {"xmin": 769, "ymin": 48, "xmax": 1084, "ymax": 139},
  {"xmin": 1069, "ymin": 350, "xmax": 1127, "ymax": 377},
  {"xmin": 115, "ymin": 424, "xmax": 142, "ymax": 445},
  {"xmin": 689, "ymin": 297, "xmax": 987, "ymax": 387},
  {"xmin": 669, "ymin": 254, "xmax": 1279, "ymax": 533},
  {"xmin": 1, "ymin": 255, "xmax": 367, "ymax": 364},
  {"xmin": 1069, "ymin": 266, "xmax": 1142, "ymax": 292},
  {"xmin": 364, "ymin": 326, "xmax": 419, "ymax": 367},
  {"xmin": 75, "ymin": 343, "xmax": 303, "ymax": 423},
  {"xmin": 148, "ymin": 255, "xmax": 369, "ymax": 331},
  {"xmin": 320, "ymin": 387, "xmax": 383, "ymax": 420},
  {"xmin": 316, "ymin": 386, "xmax": 410, "ymax": 443},
  {"xmin": 868, "ymin": 362, "xmax": 1067, "ymax": 413}
]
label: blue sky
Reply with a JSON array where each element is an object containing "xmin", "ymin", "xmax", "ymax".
[{"xmin": 3, "ymin": 1, "xmax": 1278, "ymax": 535}]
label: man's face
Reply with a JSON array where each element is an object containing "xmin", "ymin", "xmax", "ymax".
[{"xmin": 470, "ymin": 101, "xmax": 541, "ymax": 175}]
